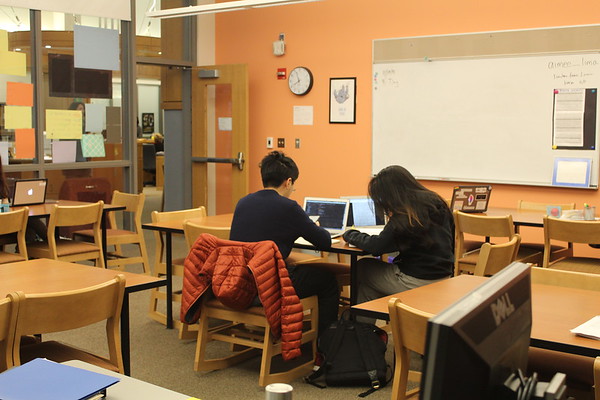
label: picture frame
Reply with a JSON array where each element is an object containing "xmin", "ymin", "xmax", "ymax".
[
  {"xmin": 142, "ymin": 112, "xmax": 154, "ymax": 134},
  {"xmin": 329, "ymin": 77, "xmax": 356, "ymax": 124}
]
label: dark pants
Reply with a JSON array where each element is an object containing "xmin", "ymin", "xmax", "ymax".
[{"xmin": 287, "ymin": 263, "xmax": 340, "ymax": 335}]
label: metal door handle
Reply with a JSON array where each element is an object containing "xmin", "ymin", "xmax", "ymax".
[{"xmin": 192, "ymin": 152, "xmax": 245, "ymax": 170}]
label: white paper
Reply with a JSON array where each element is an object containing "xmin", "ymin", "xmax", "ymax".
[
  {"xmin": 52, "ymin": 141, "xmax": 77, "ymax": 163},
  {"xmin": 0, "ymin": 143, "xmax": 9, "ymax": 165},
  {"xmin": 570, "ymin": 315, "xmax": 600, "ymax": 340},
  {"xmin": 218, "ymin": 117, "xmax": 232, "ymax": 131},
  {"xmin": 555, "ymin": 159, "xmax": 589, "ymax": 185},
  {"xmin": 74, "ymin": 25, "xmax": 120, "ymax": 71},
  {"xmin": 553, "ymin": 89, "xmax": 585, "ymax": 147},
  {"xmin": 85, "ymin": 103, "xmax": 106, "ymax": 133},
  {"xmin": 293, "ymin": 106, "xmax": 314, "ymax": 126}
]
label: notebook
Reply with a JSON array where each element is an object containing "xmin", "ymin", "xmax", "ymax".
[
  {"xmin": 450, "ymin": 185, "xmax": 492, "ymax": 213},
  {"xmin": 303, "ymin": 197, "xmax": 350, "ymax": 238},
  {"xmin": 341, "ymin": 196, "xmax": 385, "ymax": 227},
  {"xmin": 11, "ymin": 178, "xmax": 48, "ymax": 206}
]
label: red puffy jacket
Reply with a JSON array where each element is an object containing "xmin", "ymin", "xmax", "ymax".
[{"xmin": 180, "ymin": 233, "xmax": 304, "ymax": 360}]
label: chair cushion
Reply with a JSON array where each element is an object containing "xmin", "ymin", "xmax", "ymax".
[{"xmin": 19, "ymin": 340, "xmax": 120, "ymax": 372}]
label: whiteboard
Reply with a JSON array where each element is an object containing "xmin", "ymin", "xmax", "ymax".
[{"xmin": 372, "ymin": 53, "xmax": 600, "ymax": 188}]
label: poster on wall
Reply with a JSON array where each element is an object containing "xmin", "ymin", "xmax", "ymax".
[
  {"xmin": 142, "ymin": 113, "xmax": 154, "ymax": 134},
  {"xmin": 329, "ymin": 77, "xmax": 356, "ymax": 124}
]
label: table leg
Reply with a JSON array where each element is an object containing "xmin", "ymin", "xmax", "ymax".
[
  {"xmin": 165, "ymin": 232, "xmax": 173, "ymax": 329},
  {"xmin": 101, "ymin": 211, "xmax": 108, "ymax": 268},
  {"xmin": 120, "ymin": 293, "xmax": 131, "ymax": 376},
  {"xmin": 350, "ymin": 254, "xmax": 358, "ymax": 306}
]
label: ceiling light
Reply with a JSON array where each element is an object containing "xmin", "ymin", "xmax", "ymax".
[{"xmin": 146, "ymin": 0, "xmax": 323, "ymax": 19}]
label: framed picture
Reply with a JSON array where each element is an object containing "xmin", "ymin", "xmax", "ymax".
[
  {"xmin": 329, "ymin": 77, "xmax": 356, "ymax": 124},
  {"xmin": 142, "ymin": 112, "xmax": 154, "ymax": 134}
]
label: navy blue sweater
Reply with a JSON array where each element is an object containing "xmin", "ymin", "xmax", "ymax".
[{"xmin": 229, "ymin": 189, "xmax": 331, "ymax": 259}]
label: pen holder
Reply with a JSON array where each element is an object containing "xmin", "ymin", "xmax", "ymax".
[
  {"xmin": 265, "ymin": 383, "xmax": 293, "ymax": 400},
  {"xmin": 0, "ymin": 204, "xmax": 10, "ymax": 213},
  {"xmin": 584, "ymin": 206, "xmax": 596, "ymax": 221}
]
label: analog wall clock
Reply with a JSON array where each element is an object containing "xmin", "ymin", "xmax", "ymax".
[{"xmin": 288, "ymin": 66, "xmax": 313, "ymax": 96}]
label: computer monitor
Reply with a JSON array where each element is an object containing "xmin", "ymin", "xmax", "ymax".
[
  {"xmin": 341, "ymin": 196, "xmax": 386, "ymax": 227},
  {"xmin": 420, "ymin": 262, "xmax": 532, "ymax": 400}
]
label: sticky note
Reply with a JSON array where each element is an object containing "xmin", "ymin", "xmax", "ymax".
[
  {"xmin": 81, "ymin": 133, "xmax": 105, "ymax": 157},
  {"xmin": 0, "ymin": 51, "xmax": 26, "ymax": 76},
  {"xmin": 6, "ymin": 82, "xmax": 33, "ymax": 106},
  {"xmin": 46, "ymin": 109, "xmax": 83, "ymax": 139},
  {"xmin": 4, "ymin": 106, "xmax": 31, "ymax": 129},
  {"xmin": 15, "ymin": 128, "xmax": 35, "ymax": 159},
  {"xmin": 52, "ymin": 141, "xmax": 77, "ymax": 163}
]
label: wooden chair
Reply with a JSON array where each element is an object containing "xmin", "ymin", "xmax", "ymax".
[
  {"xmin": 194, "ymin": 295, "xmax": 318, "ymax": 387},
  {"xmin": 73, "ymin": 191, "xmax": 150, "ymax": 274},
  {"xmin": 473, "ymin": 234, "xmax": 521, "ymax": 277},
  {"xmin": 148, "ymin": 206, "xmax": 207, "ymax": 326},
  {"xmin": 0, "ymin": 295, "xmax": 18, "ymax": 372},
  {"xmin": 529, "ymin": 267, "xmax": 600, "ymax": 399},
  {"xmin": 0, "ymin": 207, "xmax": 29, "ymax": 264},
  {"xmin": 454, "ymin": 210, "xmax": 541, "ymax": 275},
  {"xmin": 26, "ymin": 201, "xmax": 105, "ymax": 268},
  {"xmin": 387, "ymin": 297, "xmax": 433, "ymax": 400},
  {"xmin": 10, "ymin": 274, "xmax": 125, "ymax": 373},
  {"xmin": 542, "ymin": 216, "xmax": 600, "ymax": 274}
]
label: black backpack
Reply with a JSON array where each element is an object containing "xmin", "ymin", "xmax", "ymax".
[{"xmin": 305, "ymin": 312, "xmax": 391, "ymax": 397}]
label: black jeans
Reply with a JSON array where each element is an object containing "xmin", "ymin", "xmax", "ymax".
[{"xmin": 287, "ymin": 263, "xmax": 340, "ymax": 335}]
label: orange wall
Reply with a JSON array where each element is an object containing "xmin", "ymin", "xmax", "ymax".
[{"xmin": 214, "ymin": 0, "xmax": 600, "ymax": 247}]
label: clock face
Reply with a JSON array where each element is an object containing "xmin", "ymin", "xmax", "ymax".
[{"xmin": 288, "ymin": 67, "xmax": 313, "ymax": 96}]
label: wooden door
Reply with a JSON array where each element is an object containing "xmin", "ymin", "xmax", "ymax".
[{"xmin": 191, "ymin": 64, "xmax": 249, "ymax": 215}]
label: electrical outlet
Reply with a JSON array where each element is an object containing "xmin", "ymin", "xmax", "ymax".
[
  {"xmin": 277, "ymin": 138, "xmax": 285, "ymax": 148},
  {"xmin": 295, "ymin": 138, "xmax": 301, "ymax": 149},
  {"xmin": 266, "ymin": 137, "xmax": 274, "ymax": 148}
]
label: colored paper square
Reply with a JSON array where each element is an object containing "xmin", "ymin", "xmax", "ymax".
[
  {"xmin": 4, "ymin": 106, "xmax": 31, "ymax": 129},
  {"xmin": 15, "ymin": 128, "xmax": 35, "ymax": 159},
  {"xmin": 46, "ymin": 109, "xmax": 83, "ymax": 139},
  {"xmin": 6, "ymin": 82, "xmax": 33, "ymax": 106},
  {"xmin": 0, "ymin": 50, "xmax": 26, "ymax": 76},
  {"xmin": 74, "ymin": 26, "xmax": 120, "ymax": 71},
  {"xmin": 0, "ymin": 142, "xmax": 8, "ymax": 165},
  {"xmin": 52, "ymin": 141, "xmax": 77, "ymax": 163},
  {"xmin": 81, "ymin": 134, "xmax": 105, "ymax": 158}
]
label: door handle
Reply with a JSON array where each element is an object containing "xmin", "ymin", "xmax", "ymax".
[{"xmin": 192, "ymin": 152, "xmax": 245, "ymax": 170}]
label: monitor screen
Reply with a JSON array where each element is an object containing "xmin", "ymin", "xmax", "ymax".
[
  {"xmin": 420, "ymin": 262, "xmax": 532, "ymax": 399},
  {"xmin": 303, "ymin": 198, "xmax": 349, "ymax": 231},
  {"xmin": 342, "ymin": 196, "xmax": 386, "ymax": 227}
]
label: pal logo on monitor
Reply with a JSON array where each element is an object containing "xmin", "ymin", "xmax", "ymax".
[
  {"xmin": 490, "ymin": 293, "xmax": 515, "ymax": 326},
  {"xmin": 27, "ymin": 189, "xmax": 33, "ymax": 196}
]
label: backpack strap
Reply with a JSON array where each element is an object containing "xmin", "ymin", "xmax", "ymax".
[
  {"xmin": 355, "ymin": 323, "xmax": 382, "ymax": 396},
  {"xmin": 305, "ymin": 317, "xmax": 349, "ymax": 387}
]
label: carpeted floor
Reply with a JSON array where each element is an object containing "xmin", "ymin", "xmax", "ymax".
[{"xmin": 46, "ymin": 187, "xmax": 418, "ymax": 399}]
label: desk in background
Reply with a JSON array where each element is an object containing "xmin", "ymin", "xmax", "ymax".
[
  {"xmin": 353, "ymin": 274, "xmax": 600, "ymax": 358},
  {"xmin": 0, "ymin": 259, "xmax": 166, "ymax": 376}
]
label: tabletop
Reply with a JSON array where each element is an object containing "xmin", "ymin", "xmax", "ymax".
[{"xmin": 353, "ymin": 274, "xmax": 600, "ymax": 357}]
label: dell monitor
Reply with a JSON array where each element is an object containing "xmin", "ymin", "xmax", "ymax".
[{"xmin": 420, "ymin": 262, "xmax": 532, "ymax": 400}]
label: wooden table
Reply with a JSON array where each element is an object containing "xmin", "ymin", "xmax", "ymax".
[
  {"xmin": 0, "ymin": 259, "xmax": 166, "ymax": 376},
  {"xmin": 12, "ymin": 200, "xmax": 127, "ymax": 267},
  {"xmin": 353, "ymin": 274, "xmax": 600, "ymax": 357},
  {"xmin": 483, "ymin": 207, "xmax": 545, "ymax": 228}
]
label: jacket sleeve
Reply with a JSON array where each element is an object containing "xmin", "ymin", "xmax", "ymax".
[{"xmin": 342, "ymin": 224, "xmax": 398, "ymax": 256}]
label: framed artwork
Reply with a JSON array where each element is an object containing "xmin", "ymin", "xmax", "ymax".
[
  {"xmin": 142, "ymin": 112, "xmax": 154, "ymax": 133},
  {"xmin": 329, "ymin": 77, "xmax": 356, "ymax": 124}
]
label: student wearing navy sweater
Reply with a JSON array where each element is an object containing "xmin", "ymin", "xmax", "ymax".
[
  {"xmin": 343, "ymin": 165, "xmax": 454, "ymax": 305},
  {"xmin": 230, "ymin": 151, "xmax": 340, "ymax": 334}
]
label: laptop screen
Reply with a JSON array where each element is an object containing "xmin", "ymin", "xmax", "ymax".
[
  {"xmin": 12, "ymin": 179, "xmax": 48, "ymax": 206},
  {"xmin": 342, "ymin": 196, "xmax": 385, "ymax": 227},
  {"xmin": 303, "ymin": 197, "xmax": 349, "ymax": 232},
  {"xmin": 450, "ymin": 185, "xmax": 492, "ymax": 213}
]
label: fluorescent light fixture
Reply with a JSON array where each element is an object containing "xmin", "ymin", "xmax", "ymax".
[{"xmin": 146, "ymin": 0, "xmax": 323, "ymax": 19}]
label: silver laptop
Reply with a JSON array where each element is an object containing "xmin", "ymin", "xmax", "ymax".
[
  {"xmin": 11, "ymin": 178, "xmax": 48, "ymax": 206},
  {"xmin": 303, "ymin": 197, "xmax": 350, "ymax": 238},
  {"xmin": 341, "ymin": 196, "xmax": 386, "ymax": 227},
  {"xmin": 450, "ymin": 185, "xmax": 492, "ymax": 213}
]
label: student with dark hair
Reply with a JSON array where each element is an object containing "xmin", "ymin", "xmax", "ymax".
[
  {"xmin": 343, "ymin": 165, "xmax": 454, "ymax": 304},
  {"xmin": 230, "ymin": 151, "xmax": 340, "ymax": 334}
]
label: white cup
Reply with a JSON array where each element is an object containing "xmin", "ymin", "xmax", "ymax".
[
  {"xmin": 265, "ymin": 383, "xmax": 293, "ymax": 400},
  {"xmin": 584, "ymin": 206, "xmax": 596, "ymax": 221}
]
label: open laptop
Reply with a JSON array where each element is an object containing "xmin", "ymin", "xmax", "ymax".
[
  {"xmin": 450, "ymin": 185, "xmax": 492, "ymax": 213},
  {"xmin": 341, "ymin": 196, "xmax": 386, "ymax": 227},
  {"xmin": 11, "ymin": 178, "xmax": 48, "ymax": 206},
  {"xmin": 302, "ymin": 197, "xmax": 350, "ymax": 238}
]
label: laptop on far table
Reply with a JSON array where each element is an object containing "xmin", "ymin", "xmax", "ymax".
[
  {"xmin": 450, "ymin": 185, "xmax": 492, "ymax": 213},
  {"xmin": 11, "ymin": 178, "xmax": 48, "ymax": 206},
  {"xmin": 302, "ymin": 197, "xmax": 350, "ymax": 238}
]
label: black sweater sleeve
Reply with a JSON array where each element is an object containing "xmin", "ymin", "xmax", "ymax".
[{"xmin": 342, "ymin": 224, "xmax": 398, "ymax": 255}]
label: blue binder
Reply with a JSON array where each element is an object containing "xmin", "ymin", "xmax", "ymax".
[{"xmin": 0, "ymin": 358, "xmax": 120, "ymax": 400}]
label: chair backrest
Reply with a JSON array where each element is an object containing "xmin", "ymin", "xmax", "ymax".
[
  {"xmin": 10, "ymin": 274, "xmax": 126, "ymax": 372},
  {"xmin": 543, "ymin": 216, "xmax": 600, "ymax": 267},
  {"xmin": 0, "ymin": 207, "xmax": 29, "ymax": 259},
  {"xmin": 473, "ymin": 234, "xmax": 521, "ymax": 276},
  {"xmin": 47, "ymin": 202, "xmax": 104, "ymax": 254},
  {"xmin": 531, "ymin": 266, "xmax": 600, "ymax": 291},
  {"xmin": 518, "ymin": 200, "xmax": 576, "ymax": 212},
  {"xmin": 454, "ymin": 210, "xmax": 515, "ymax": 257},
  {"xmin": 183, "ymin": 220, "xmax": 230, "ymax": 249},
  {"xmin": 143, "ymin": 143, "xmax": 157, "ymax": 171},
  {"xmin": 151, "ymin": 207, "xmax": 207, "ymax": 264},
  {"xmin": 0, "ymin": 295, "xmax": 18, "ymax": 372},
  {"xmin": 107, "ymin": 190, "xmax": 145, "ymax": 233}
]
